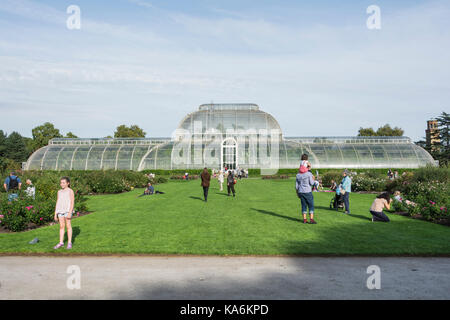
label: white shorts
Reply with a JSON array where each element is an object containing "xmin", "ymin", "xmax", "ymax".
[{"xmin": 57, "ymin": 212, "xmax": 71, "ymax": 218}]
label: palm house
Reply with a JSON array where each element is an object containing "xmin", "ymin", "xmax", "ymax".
[{"xmin": 24, "ymin": 103, "xmax": 436, "ymax": 171}]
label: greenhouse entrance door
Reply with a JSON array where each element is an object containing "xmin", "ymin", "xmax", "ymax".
[{"xmin": 221, "ymin": 138, "xmax": 238, "ymax": 170}]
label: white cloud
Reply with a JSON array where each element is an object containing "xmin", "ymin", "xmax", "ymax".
[
  {"xmin": 128, "ymin": 0, "xmax": 154, "ymax": 9},
  {"xmin": 0, "ymin": 0, "xmax": 449, "ymax": 141}
]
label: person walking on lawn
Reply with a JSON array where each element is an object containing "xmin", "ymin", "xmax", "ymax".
[
  {"xmin": 340, "ymin": 169, "xmax": 352, "ymax": 214},
  {"xmin": 227, "ymin": 170, "xmax": 236, "ymax": 197},
  {"xmin": 295, "ymin": 169, "xmax": 317, "ymax": 224},
  {"xmin": 218, "ymin": 170, "xmax": 224, "ymax": 191},
  {"xmin": 200, "ymin": 167, "xmax": 211, "ymax": 202}
]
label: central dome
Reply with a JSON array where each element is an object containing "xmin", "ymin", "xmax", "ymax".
[{"xmin": 176, "ymin": 103, "xmax": 282, "ymax": 135}]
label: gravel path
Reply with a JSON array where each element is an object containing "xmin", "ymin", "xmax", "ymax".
[{"xmin": 1, "ymin": 256, "xmax": 449, "ymax": 299}]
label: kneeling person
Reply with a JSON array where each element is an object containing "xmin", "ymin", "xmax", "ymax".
[{"xmin": 370, "ymin": 192, "xmax": 392, "ymax": 222}]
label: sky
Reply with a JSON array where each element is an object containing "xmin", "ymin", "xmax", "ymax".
[{"xmin": 0, "ymin": 0, "xmax": 449, "ymax": 141}]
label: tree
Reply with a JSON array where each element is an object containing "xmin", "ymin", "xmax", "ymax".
[
  {"xmin": 4, "ymin": 131, "xmax": 28, "ymax": 163},
  {"xmin": 436, "ymin": 112, "xmax": 449, "ymax": 148},
  {"xmin": 414, "ymin": 138, "xmax": 428, "ymax": 150},
  {"xmin": 376, "ymin": 124, "xmax": 404, "ymax": 136},
  {"xmin": 31, "ymin": 122, "xmax": 63, "ymax": 150},
  {"xmin": 114, "ymin": 125, "xmax": 146, "ymax": 138},
  {"xmin": 358, "ymin": 124, "xmax": 404, "ymax": 137},
  {"xmin": 358, "ymin": 127, "xmax": 376, "ymax": 136},
  {"xmin": 0, "ymin": 130, "xmax": 6, "ymax": 158},
  {"xmin": 22, "ymin": 137, "xmax": 35, "ymax": 157},
  {"xmin": 434, "ymin": 112, "xmax": 450, "ymax": 166},
  {"xmin": 65, "ymin": 132, "xmax": 78, "ymax": 138}
]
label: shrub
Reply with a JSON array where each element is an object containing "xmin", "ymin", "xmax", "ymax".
[
  {"xmin": 386, "ymin": 167, "xmax": 450, "ymax": 223},
  {"xmin": 351, "ymin": 174, "xmax": 386, "ymax": 192},
  {"xmin": 391, "ymin": 199, "xmax": 408, "ymax": 213},
  {"xmin": 0, "ymin": 170, "xmax": 153, "ymax": 196},
  {"xmin": 321, "ymin": 170, "xmax": 342, "ymax": 187},
  {"xmin": 150, "ymin": 176, "xmax": 168, "ymax": 184},
  {"xmin": 412, "ymin": 166, "xmax": 449, "ymax": 184},
  {"xmin": 2, "ymin": 214, "xmax": 27, "ymax": 232}
]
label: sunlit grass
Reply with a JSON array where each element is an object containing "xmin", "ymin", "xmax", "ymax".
[{"xmin": 1, "ymin": 178, "xmax": 450, "ymax": 255}]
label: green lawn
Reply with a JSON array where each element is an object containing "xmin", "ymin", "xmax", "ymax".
[{"xmin": 1, "ymin": 178, "xmax": 450, "ymax": 255}]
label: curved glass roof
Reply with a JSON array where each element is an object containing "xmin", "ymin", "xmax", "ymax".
[
  {"xmin": 176, "ymin": 103, "xmax": 282, "ymax": 135},
  {"xmin": 24, "ymin": 103, "xmax": 437, "ymax": 171}
]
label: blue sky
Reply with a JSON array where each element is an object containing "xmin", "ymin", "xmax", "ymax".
[{"xmin": 0, "ymin": 0, "xmax": 449, "ymax": 141}]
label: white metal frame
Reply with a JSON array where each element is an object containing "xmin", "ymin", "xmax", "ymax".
[
  {"xmin": 69, "ymin": 146, "xmax": 80, "ymax": 170},
  {"xmin": 54, "ymin": 147, "xmax": 65, "ymax": 170},
  {"xmin": 114, "ymin": 145, "xmax": 124, "ymax": 171},
  {"xmin": 84, "ymin": 145, "xmax": 94, "ymax": 171},
  {"xmin": 221, "ymin": 137, "xmax": 238, "ymax": 170}
]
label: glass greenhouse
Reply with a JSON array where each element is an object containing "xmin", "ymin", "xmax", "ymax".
[{"xmin": 24, "ymin": 103, "xmax": 436, "ymax": 171}]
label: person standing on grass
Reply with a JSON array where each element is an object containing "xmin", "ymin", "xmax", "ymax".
[
  {"xmin": 340, "ymin": 169, "xmax": 352, "ymax": 214},
  {"xmin": 3, "ymin": 171, "xmax": 22, "ymax": 202},
  {"xmin": 24, "ymin": 179, "xmax": 35, "ymax": 199},
  {"xmin": 370, "ymin": 192, "xmax": 392, "ymax": 222},
  {"xmin": 53, "ymin": 177, "xmax": 75, "ymax": 250},
  {"xmin": 295, "ymin": 169, "xmax": 316, "ymax": 224},
  {"xmin": 218, "ymin": 170, "xmax": 224, "ymax": 191},
  {"xmin": 227, "ymin": 170, "xmax": 236, "ymax": 197},
  {"xmin": 200, "ymin": 167, "xmax": 211, "ymax": 202}
]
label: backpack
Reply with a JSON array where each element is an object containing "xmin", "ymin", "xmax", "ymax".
[{"xmin": 8, "ymin": 176, "xmax": 19, "ymax": 190}]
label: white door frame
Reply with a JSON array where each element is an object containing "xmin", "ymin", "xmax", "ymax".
[{"xmin": 221, "ymin": 137, "xmax": 238, "ymax": 170}]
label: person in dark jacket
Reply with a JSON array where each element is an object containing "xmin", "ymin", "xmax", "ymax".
[
  {"xmin": 3, "ymin": 171, "xmax": 22, "ymax": 202},
  {"xmin": 226, "ymin": 170, "xmax": 236, "ymax": 197},
  {"xmin": 200, "ymin": 168, "xmax": 211, "ymax": 202}
]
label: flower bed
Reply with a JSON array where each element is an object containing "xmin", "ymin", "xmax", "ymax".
[
  {"xmin": 387, "ymin": 167, "xmax": 450, "ymax": 225},
  {"xmin": 0, "ymin": 170, "xmax": 166, "ymax": 232},
  {"xmin": 0, "ymin": 170, "xmax": 152, "ymax": 196},
  {"xmin": 0, "ymin": 192, "xmax": 87, "ymax": 232},
  {"xmin": 351, "ymin": 174, "xmax": 387, "ymax": 192}
]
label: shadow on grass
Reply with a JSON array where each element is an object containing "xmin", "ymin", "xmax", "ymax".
[
  {"xmin": 347, "ymin": 213, "xmax": 372, "ymax": 221},
  {"xmin": 189, "ymin": 196, "xmax": 204, "ymax": 201},
  {"xmin": 215, "ymin": 192, "xmax": 231, "ymax": 197},
  {"xmin": 315, "ymin": 205, "xmax": 371, "ymax": 222},
  {"xmin": 64, "ymin": 226, "xmax": 81, "ymax": 244},
  {"xmin": 314, "ymin": 205, "xmax": 339, "ymax": 212},
  {"xmin": 251, "ymin": 208, "xmax": 301, "ymax": 223}
]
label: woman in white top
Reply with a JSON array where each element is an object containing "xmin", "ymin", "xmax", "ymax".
[
  {"xmin": 53, "ymin": 177, "xmax": 75, "ymax": 250},
  {"xmin": 218, "ymin": 170, "xmax": 224, "ymax": 191}
]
